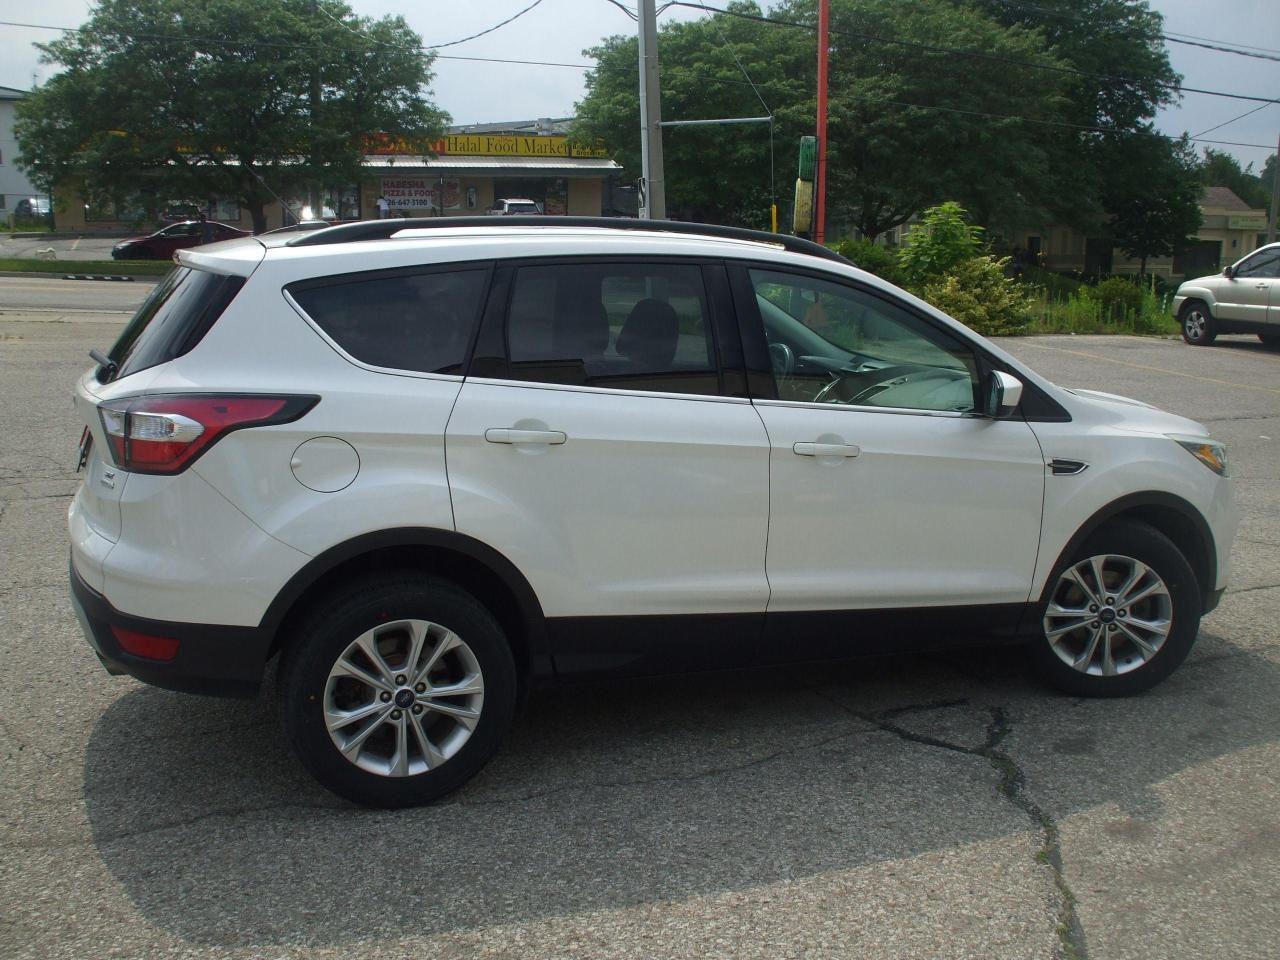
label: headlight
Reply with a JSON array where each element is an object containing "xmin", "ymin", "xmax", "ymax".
[{"xmin": 1169, "ymin": 434, "xmax": 1228, "ymax": 476}]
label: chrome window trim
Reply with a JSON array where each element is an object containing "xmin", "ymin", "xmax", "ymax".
[
  {"xmin": 462, "ymin": 375, "xmax": 753, "ymax": 405},
  {"xmin": 751, "ymin": 397, "xmax": 984, "ymax": 419}
]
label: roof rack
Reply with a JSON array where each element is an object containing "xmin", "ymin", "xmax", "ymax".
[{"xmin": 285, "ymin": 215, "xmax": 852, "ymax": 266}]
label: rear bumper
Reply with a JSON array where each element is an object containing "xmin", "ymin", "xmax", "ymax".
[{"xmin": 71, "ymin": 560, "xmax": 272, "ymax": 698}]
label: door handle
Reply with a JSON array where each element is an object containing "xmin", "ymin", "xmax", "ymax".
[
  {"xmin": 793, "ymin": 441, "xmax": 860, "ymax": 458},
  {"xmin": 485, "ymin": 428, "xmax": 567, "ymax": 445},
  {"xmin": 1256, "ymin": 282, "xmax": 1270, "ymax": 290}
]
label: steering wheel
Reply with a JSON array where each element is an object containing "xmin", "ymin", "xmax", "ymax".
[{"xmin": 768, "ymin": 341, "xmax": 796, "ymax": 377}]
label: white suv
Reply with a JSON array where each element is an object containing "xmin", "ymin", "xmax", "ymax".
[{"xmin": 69, "ymin": 218, "xmax": 1238, "ymax": 807}]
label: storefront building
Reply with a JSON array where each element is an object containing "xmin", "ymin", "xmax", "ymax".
[{"xmin": 50, "ymin": 119, "xmax": 622, "ymax": 233}]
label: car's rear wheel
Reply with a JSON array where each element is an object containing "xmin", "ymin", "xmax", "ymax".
[
  {"xmin": 1179, "ymin": 300, "xmax": 1216, "ymax": 346},
  {"xmin": 278, "ymin": 574, "xmax": 517, "ymax": 807},
  {"xmin": 1030, "ymin": 520, "xmax": 1202, "ymax": 697}
]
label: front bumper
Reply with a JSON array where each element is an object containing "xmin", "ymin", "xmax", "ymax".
[{"xmin": 71, "ymin": 560, "xmax": 273, "ymax": 699}]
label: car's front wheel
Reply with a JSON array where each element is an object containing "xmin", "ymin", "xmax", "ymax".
[
  {"xmin": 1030, "ymin": 520, "xmax": 1202, "ymax": 697},
  {"xmin": 1179, "ymin": 300, "xmax": 1217, "ymax": 346},
  {"xmin": 277, "ymin": 574, "xmax": 517, "ymax": 807}
]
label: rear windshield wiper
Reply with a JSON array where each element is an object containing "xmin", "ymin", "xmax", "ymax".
[{"xmin": 89, "ymin": 348, "xmax": 118, "ymax": 381}]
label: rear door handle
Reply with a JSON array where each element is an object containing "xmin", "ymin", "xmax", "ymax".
[
  {"xmin": 1256, "ymin": 283, "xmax": 1271, "ymax": 290},
  {"xmin": 485, "ymin": 428, "xmax": 567, "ymax": 445},
  {"xmin": 793, "ymin": 441, "xmax": 860, "ymax": 458}
]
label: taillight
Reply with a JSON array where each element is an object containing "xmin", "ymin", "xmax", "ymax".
[{"xmin": 97, "ymin": 394, "xmax": 318, "ymax": 475}]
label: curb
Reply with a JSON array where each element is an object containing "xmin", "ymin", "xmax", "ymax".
[{"xmin": 0, "ymin": 271, "xmax": 160, "ymax": 281}]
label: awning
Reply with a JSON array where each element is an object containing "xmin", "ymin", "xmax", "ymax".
[{"xmin": 363, "ymin": 155, "xmax": 622, "ymax": 177}]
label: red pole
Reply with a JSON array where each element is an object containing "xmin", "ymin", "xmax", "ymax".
[{"xmin": 815, "ymin": 0, "xmax": 829, "ymax": 244}]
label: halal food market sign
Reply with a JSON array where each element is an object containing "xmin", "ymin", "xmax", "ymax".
[
  {"xmin": 365, "ymin": 133, "xmax": 609, "ymax": 159},
  {"xmin": 436, "ymin": 135, "xmax": 609, "ymax": 158}
]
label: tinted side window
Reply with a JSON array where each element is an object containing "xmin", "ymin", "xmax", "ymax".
[
  {"xmin": 107, "ymin": 267, "xmax": 246, "ymax": 382},
  {"xmin": 1235, "ymin": 250, "xmax": 1280, "ymax": 278},
  {"xmin": 748, "ymin": 268, "xmax": 980, "ymax": 413},
  {"xmin": 505, "ymin": 262, "xmax": 719, "ymax": 395},
  {"xmin": 290, "ymin": 268, "xmax": 488, "ymax": 375}
]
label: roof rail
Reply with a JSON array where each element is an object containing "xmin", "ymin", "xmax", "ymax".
[{"xmin": 285, "ymin": 215, "xmax": 852, "ymax": 265}]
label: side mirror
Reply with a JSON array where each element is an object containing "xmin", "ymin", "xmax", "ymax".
[
  {"xmin": 986, "ymin": 371, "xmax": 1024, "ymax": 419},
  {"xmin": 1223, "ymin": 265, "xmax": 1235, "ymax": 279}
]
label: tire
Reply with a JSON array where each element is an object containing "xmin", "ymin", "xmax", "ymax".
[
  {"xmin": 1259, "ymin": 332, "xmax": 1280, "ymax": 348},
  {"xmin": 277, "ymin": 573, "xmax": 517, "ymax": 807},
  {"xmin": 1029, "ymin": 519, "xmax": 1202, "ymax": 698},
  {"xmin": 1178, "ymin": 300, "xmax": 1217, "ymax": 346}
]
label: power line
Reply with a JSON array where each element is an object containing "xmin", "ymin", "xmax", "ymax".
[
  {"xmin": 1164, "ymin": 31, "xmax": 1280, "ymax": 57},
  {"xmin": 1164, "ymin": 35, "xmax": 1280, "ymax": 63},
  {"xmin": 1190, "ymin": 102, "xmax": 1277, "ymax": 140},
  {"xmin": 422, "ymin": 0, "xmax": 548, "ymax": 49},
  {"xmin": 987, "ymin": 0, "xmax": 1280, "ymax": 60},
  {"xmin": 667, "ymin": 2, "xmax": 1280, "ymax": 106}
]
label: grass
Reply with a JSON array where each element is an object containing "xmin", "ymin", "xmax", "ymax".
[
  {"xmin": 1019, "ymin": 279, "xmax": 1178, "ymax": 337},
  {"xmin": 0, "ymin": 257, "xmax": 171, "ymax": 276}
]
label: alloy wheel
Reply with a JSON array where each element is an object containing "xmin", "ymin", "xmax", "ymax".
[
  {"xmin": 1043, "ymin": 554, "xmax": 1173, "ymax": 677},
  {"xmin": 324, "ymin": 619, "xmax": 485, "ymax": 777},
  {"xmin": 1183, "ymin": 310, "xmax": 1207, "ymax": 341}
]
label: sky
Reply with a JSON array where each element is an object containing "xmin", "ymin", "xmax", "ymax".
[{"xmin": 1, "ymin": 0, "xmax": 1277, "ymax": 172}]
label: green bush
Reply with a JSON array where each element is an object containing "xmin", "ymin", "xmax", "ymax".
[
  {"xmin": 897, "ymin": 201, "xmax": 984, "ymax": 287},
  {"xmin": 1090, "ymin": 276, "xmax": 1146, "ymax": 319},
  {"xmin": 828, "ymin": 236, "xmax": 903, "ymax": 286},
  {"xmin": 920, "ymin": 256, "xmax": 1033, "ymax": 336},
  {"xmin": 1019, "ymin": 265, "xmax": 1085, "ymax": 301}
]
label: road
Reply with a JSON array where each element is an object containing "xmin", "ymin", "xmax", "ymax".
[
  {"xmin": 1, "ymin": 277, "xmax": 1278, "ymax": 960},
  {"xmin": 0, "ymin": 276, "xmax": 155, "ymax": 315}
]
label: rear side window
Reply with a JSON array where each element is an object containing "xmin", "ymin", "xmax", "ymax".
[
  {"xmin": 107, "ymin": 267, "xmax": 246, "ymax": 382},
  {"xmin": 289, "ymin": 268, "xmax": 488, "ymax": 375},
  {"xmin": 505, "ymin": 262, "xmax": 720, "ymax": 395}
]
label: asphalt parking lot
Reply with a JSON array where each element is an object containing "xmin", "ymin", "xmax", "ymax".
[{"xmin": 1, "ymin": 281, "xmax": 1278, "ymax": 960}]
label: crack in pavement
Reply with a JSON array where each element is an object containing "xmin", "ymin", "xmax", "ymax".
[
  {"xmin": 1226, "ymin": 582, "xmax": 1280, "ymax": 596},
  {"xmin": 805, "ymin": 692, "xmax": 1090, "ymax": 960},
  {"xmin": 15, "ymin": 721, "xmax": 884, "ymax": 849}
]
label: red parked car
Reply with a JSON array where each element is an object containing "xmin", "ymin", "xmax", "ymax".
[{"xmin": 110, "ymin": 220, "xmax": 249, "ymax": 260}]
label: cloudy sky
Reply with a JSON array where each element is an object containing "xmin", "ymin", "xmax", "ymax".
[{"xmin": 2, "ymin": 0, "xmax": 1276, "ymax": 171}]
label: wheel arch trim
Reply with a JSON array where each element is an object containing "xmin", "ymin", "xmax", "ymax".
[
  {"xmin": 259, "ymin": 527, "xmax": 550, "ymax": 668},
  {"xmin": 1039, "ymin": 491, "xmax": 1217, "ymax": 605}
]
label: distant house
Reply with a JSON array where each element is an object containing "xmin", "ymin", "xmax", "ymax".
[
  {"xmin": 0, "ymin": 85, "xmax": 44, "ymax": 221},
  {"xmin": 1010, "ymin": 187, "xmax": 1269, "ymax": 280}
]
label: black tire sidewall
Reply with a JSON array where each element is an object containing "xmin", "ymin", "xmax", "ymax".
[
  {"xmin": 1179, "ymin": 300, "xmax": 1216, "ymax": 346},
  {"xmin": 278, "ymin": 576, "xmax": 517, "ymax": 807},
  {"xmin": 1029, "ymin": 520, "xmax": 1202, "ymax": 698}
]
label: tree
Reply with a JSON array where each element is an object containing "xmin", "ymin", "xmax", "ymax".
[
  {"xmin": 1101, "ymin": 131, "xmax": 1202, "ymax": 275},
  {"xmin": 575, "ymin": 0, "xmax": 1066, "ymax": 237},
  {"xmin": 1199, "ymin": 148, "xmax": 1269, "ymax": 210},
  {"xmin": 970, "ymin": 0, "xmax": 1181, "ymax": 232},
  {"xmin": 897, "ymin": 201, "xmax": 983, "ymax": 287},
  {"xmin": 792, "ymin": 0, "xmax": 1067, "ymax": 239},
  {"xmin": 15, "ymin": 0, "xmax": 447, "ymax": 232}
]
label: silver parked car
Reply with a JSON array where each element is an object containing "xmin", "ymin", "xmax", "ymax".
[{"xmin": 1174, "ymin": 242, "xmax": 1280, "ymax": 347}]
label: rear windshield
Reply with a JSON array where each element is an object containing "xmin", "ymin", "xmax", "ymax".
[{"xmin": 104, "ymin": 267, "xmax": 245, "ymax": 382}]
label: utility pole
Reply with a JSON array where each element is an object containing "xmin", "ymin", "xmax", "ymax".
[
  {"xmin": 637, "ymin": 0, "xmax": 666, "ymax": 220},
  {"xmin": 1268, "ymin": 129, "xmax": 1279, "ymax": 244},
  {"xmin": 814, "ymin": 0, "xmax": 829, "ymax": 243}
]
